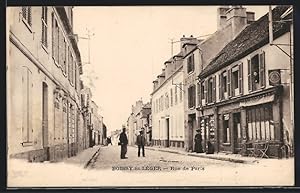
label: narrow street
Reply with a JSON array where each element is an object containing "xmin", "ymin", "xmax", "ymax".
[
  {"xmin": 8, "ymin": 145, "xmax": 294, "ymax": 187},
  {"xmin": 90, "ymin": 145, "xmax": 238, "ymax": 171}
]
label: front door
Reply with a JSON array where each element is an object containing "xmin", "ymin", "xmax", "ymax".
[
  {"xmin": 233, "ymin": 112, "xmax": 241, "ymax": 153},
  {"xmin": 188, "ymin": 114, "xmax": 196, "ymax": 151},
  {"xmin": 42, "ymin": 82, "xmax": 49, "ymax": 161}
]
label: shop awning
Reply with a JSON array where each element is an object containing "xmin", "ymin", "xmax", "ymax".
[{"xmin": 239, "ymin": 95, "xmax": 274, "ymax": 107}]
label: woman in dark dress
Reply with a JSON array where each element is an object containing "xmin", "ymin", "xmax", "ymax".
[{"xmin": 194, "ymin": 129, "xmax": 204, "ymax": 153}]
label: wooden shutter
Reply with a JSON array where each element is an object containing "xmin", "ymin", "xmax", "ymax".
[
  {"xmin": 212, "ymin": 75, "xmax": 216, "ymax": 102},
  {"xmin": 27, "ymin": 7, "xmax": 32, "ymax": 26},
  {"xmin": 197, "ymin": 82, "xmax": 201, "ymax": 107},
  {"xmin": 204, "ymin": 79, "xmax": 208, "ymax": 104},
  {"xmin": 247, "ymin": 59, "xmax": 252, "ymax": 92},
  {"xmin": 192, "ymin": 54, "xmax": 195, "ymax": 72},
  {"xmin": 259, "ymin": 51, "xmax": 266, "ymax": 88},
  {"xmin": 219, "ymin": 73, "xmax": 222, "ymax": 100},
  {"xmin": 239, "ymin": 62, "xmax": 243, "ymax": 95},
  {"xmin": 227, "ymin": 69, "xmax": 231, "ymax": 98},
  {"xmin": 52, "ymin": 13, "xmax": 55, "ymax": 57}
]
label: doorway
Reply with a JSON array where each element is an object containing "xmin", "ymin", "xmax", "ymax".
[
  {"xmin": 42, "ymin": 82, "xmax": 49, "ymax": 161},
  {"xmin": 188, "ymin": 114, "xmax": 196, "ymax": 151},
  {"xmin": 233, "ymin": 112, "xmax": 241, "ymax": 153},
  {"xmin": 166, "ymin": 118, "xmax": 170, "ymax": 147}
]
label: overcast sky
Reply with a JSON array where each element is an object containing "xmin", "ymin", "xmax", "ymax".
[{"xmin": 73, "ymin": 6, "xmax": 270, "ymax": 134}]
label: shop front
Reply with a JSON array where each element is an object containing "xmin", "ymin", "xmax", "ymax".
[{"xmin": 198, "ymin": 86, "xmax": 284, "ymax": 158}]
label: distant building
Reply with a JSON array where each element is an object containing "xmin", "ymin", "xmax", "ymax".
[
  {"xmin": 127, "ymin": 100, "xmax": 151, "ymax": 146},
  {"xmin": 7, "ymin": 6, "xmax": 84, "ymax": 162}
]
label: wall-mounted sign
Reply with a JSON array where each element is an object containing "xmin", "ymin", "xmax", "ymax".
[{"xmin": 268, "ymin": 69, "xmax": 281, "ymax": 86}]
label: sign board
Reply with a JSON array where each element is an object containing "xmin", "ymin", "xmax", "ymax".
[{"xmin": 268, "ymin": 69, "xmax": 281, "ymax": 86}]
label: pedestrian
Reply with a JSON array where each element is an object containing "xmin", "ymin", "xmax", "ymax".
[
  {"xmin": 136, "ymin": 130, "xmax": 146, "ymax": 157},
  {"xmin": 119, "ymin": 127, "xmax": 128, "ymax": 159},
  {"xmin": 194, "ymin": 129, "xmax": 204, "ymax": 153},
  {"xmin": 107, "ymin": 137, "xmax": 112, "ymax": 146}
]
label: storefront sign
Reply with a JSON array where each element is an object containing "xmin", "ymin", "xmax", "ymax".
[{"xmin": 268, "ymin": 69, "xmax": 281, "ymax": 86}]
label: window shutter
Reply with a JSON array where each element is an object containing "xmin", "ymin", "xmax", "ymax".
[
  {"xmin": 247, "ymin": 59, "xmax": 252, "ymax": 92},
  {"xmin": 27, "ymin": 7, "xmax": 32, "ymax": 26},
  {"xmin": 204, "ymin": 79, "xmax": 208, "ymax": 104},
  {"xmin": 52, "ymin": 13, "xmax": 55, "ymax": 57},
  {"xmin": 192, "ymin": 54, "xmax": 195, "ymax": 71},
  {"xmin": 22, "ymin": 7, "xmax": 27, "ymax": 19},
  {"xmin": 197, "ymin": 83, "xmax": 201, "ymax": 107},
  {"xmin": 239, "ymin": 62, "xmax": 243, "ymax": 95},
  {"xmin": 227, "ymin": 69, "xmax": 231, "ymax": 98},
  {"xmin": 219, "ymin": 73, "xmax": 222, "ymax": 100},
  {"xmin": 259, "ymin": 51, "xmax": 266, "ymax": 88},
  {"xmin": 212, "ymin": 75, "xmax": 216, "ymax": 102}
]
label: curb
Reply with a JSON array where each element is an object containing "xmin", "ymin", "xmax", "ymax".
[
  {"xmin": 84, "ymin": 147, "xmax": 101, "ymax": 169},
  {"xmin": 145, "ymin": 147, "xmax": 249, "ymax": 164}
]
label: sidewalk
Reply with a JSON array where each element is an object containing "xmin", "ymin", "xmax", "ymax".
[
  {"xmin": 145, "ymin": 146, "xmax": 260, "ymax": 164},
  {"xmin": 63, "ymin": 145, "xmax": 101, "ymax": 168}
]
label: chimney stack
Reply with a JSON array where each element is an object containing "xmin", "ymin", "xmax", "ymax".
[
  {"xmin": 226, "ymin": 5, "xmax": 247, "ymax": 38},
  {"xmin": 217, "ymin": 6, "xmax": 230, "ymax": 30},
  {"xmin": 246, "ymin": 11, "xmax": 255, "ymax": 24}
]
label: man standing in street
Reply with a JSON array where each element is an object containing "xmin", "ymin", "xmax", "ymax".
[
  {"xmin": 136, "ymin": 129, "xmax": 146, "ymax": 157},
  {"xmin": 119, "ymin": 127, "xmax": 128, "ymax": 159}
]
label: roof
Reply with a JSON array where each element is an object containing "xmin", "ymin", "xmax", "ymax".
[{"xmin": 199, "ymin": 6, "xmax": 291, "ymax": 79}]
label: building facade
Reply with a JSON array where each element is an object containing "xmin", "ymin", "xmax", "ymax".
[
  {"xmin": 127, "ymin": 100, "xmax": 151, "ymax": 146},
  {"xmin": 197, "ymin": 6, "xmax": 293, "ymax": 158},
  {"xmin": 151, "ymin": 51, "xmax": 186, "ymax": 149},
  {"xmin": 182, "ymin": 6, "xmax": 256, "ymax": 152},
  {"xmin": 7, "ymin": 6, "xmax": 84, "ymax": 161}
]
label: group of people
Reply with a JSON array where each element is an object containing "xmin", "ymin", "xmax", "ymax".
[
  {"xmin": 118, "ymin": 127, "xmax": 146, "ymax": 159},
  {"xmin": 118, "ymin": 127, "xmax": 213, "ymax": 159}
]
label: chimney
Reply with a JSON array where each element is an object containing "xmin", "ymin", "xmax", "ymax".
[
  {"xmin": 153, "ymin": 79, "xmax": 158, "ymax": 91},
  {"xmin": 226, "ymin": 5, "xmax": 247, "ymax": 38},
  {"xmin": 164, "ymin": 60, "xmax": 174, "ymax": 79},
  {"xmin": 217, "ymin": 6, "xmax": 230, "ymax": 30},
  {"xmin": 180, "ymin": 35, "xmax": 199, "ymax": 55},
  {"xmin": 246, "ymin": 11, "xmax": 255, "ymax": 24}
]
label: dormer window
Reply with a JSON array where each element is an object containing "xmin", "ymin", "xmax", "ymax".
[{"xmin": 187, "ymin": 54, "xmax": 195, "ymax": 73}]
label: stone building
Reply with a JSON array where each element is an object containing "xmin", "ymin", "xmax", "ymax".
[
  {"xmin": 183, "ymin": 6, "xmax": 256, "ymax": 152},
  {"xmin": 7, "ymin": 6, "xmax": 84, "ymax": 161},
  {"xmin": 127, "ymin": 99, "xmax": 151, "ymax": 146},
  {"xmin": 90, "ymin": 100, "xmax": 104, "ymax": 146},
  {"xmin": 151, "ymin": 44, "xmax": 190, "ymax": 149},
  {"xmin": 197, "ymin": 6, "xmax": 293, "ymax": 158}
]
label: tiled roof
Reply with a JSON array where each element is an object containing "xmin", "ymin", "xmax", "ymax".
[{"xmin": 199, "ymin": 6, "xmax": 291, "ymax": 79}]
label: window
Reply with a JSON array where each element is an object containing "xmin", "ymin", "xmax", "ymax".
[
  {"xmin": 200, "ymin": 81, "xmax": 205, "ymax": 100},
  {"xmin": 52, "ymin": 13, "xmax": 59, "ymax": 63},
  {"xmin": 247, "ymin": 104, "xmax": 274, "ymax": 141},
  {"xmin": 223, "ymin": 114, "xmax": 230, "ymax": 143},
  {"xmin": 179, "ymin": 83, "xmax": 183, "ymax": 102},
  {"xmin": 165, "ymin": 93, "xmax": 169, "ymax": 109},
  {"xmin": 22, "ymin": 66, "xmax": 33, "ymax": 144},
  {"xmin": 232, "ymin": 66, "xmax": 239, "ymax": 96},
  {"xmin": 22, "ymin": 7, "xmax": 32, "ymax": 27},
  {"xmin": 160, "ymin": 95, "xmax": 164, "ymax": 111},
  {"xmin": 170, "ymin": 88, "xmax": 173, "ymax": 107},
  {"xmin": 187, "ymin": 54, "xmax": 195, "ymax": 73},
  {"xmin": 75, "ymin": 64, "xmax": 78, "ymax": 90},
  {"xmin": 219, "ymin": 71, "xmax": 227, "ymax": 100},
  {"xmin": 248, "ymin": 52, "xmax": 265, "ymax": 91},
  {"xmin": 175, "ymin": 86, "xmax": 178, "ymax": 105},
  {"xmin": 41, "ymin": 7, "xmax": 48, "ymax": 48},
  {"xmin": 197, "ymin": 82, "xmax": 201, "ymax": 106},
  {"xmin": 62, "ymin": 39, "xmax": 67, "ymax": 74},
  {"xmin": 188, "ymin": 85, "xmax": 196, "ymax": 108},
  {"xmin": 68, "ymin": 50, "xmax": 74, "ymax": 84},
  {"xmin": 206, "ymin": 76, "xmax": 216, "ymax": 104}
]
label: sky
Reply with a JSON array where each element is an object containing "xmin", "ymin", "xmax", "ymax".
[{"xmin": 73, "ymin": 6, "xmax": 270, "ymax": 134}]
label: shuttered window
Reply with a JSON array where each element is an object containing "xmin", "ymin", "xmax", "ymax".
[
  {"xmin": 22, "ymin": 66, "xmax": 33, "ymax": 143},
  {"xmin": 239, "ymin": 63, "xmax": 243, "ymax": 94},
  {"xmin": 248, "ymin": 52, "xmax": 266, "ymax": 91},
  {"xmin": 22, "ymin": 7, "xmax": 32, "ymax": 26},
  {"xmin": 188, "ymin": 85, "xmax": 196, "ymax": 108},
  {"xmin": 227, "ymin": 68, "xmax": 232, "ymax": 97},
  {"xmin": 187, "ymin": 54, "xmax": 195, "ymax": 73},
  {"xmin": 41, "ymin": 7, "xmax": 48, "ymax": 47}
]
